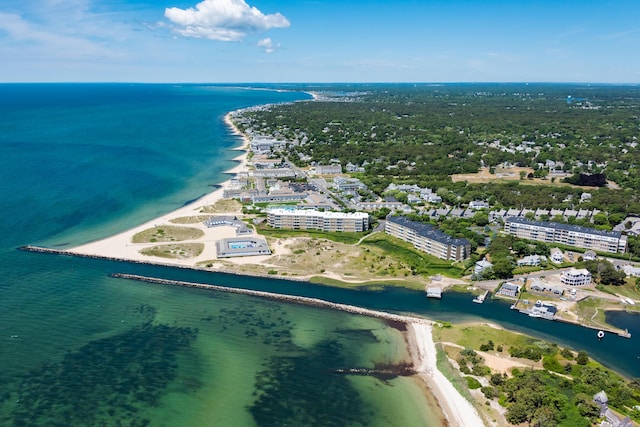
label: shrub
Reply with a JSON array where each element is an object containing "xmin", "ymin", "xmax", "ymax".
[
  {"xmin": 576, "ymin": 351, "xmax": 589, "ymax": 365},
  {"xmin": 466, "ymin": 376, "xmax": 482, "ymax": 389},
  {"xmin": 561, "ymin": 348, "xmax": 574, "ymax": 360},
  {"xmin": 542, "ymin": 355, "xmax": 565, "ymax": 373},
  {"xmin": 481, "ymin": 386, "xmax": 497, "ymax": 399}
]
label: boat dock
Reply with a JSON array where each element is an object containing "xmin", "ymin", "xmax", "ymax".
[
  {"xmin": 426, "ymin": 287, "xmax": 442, "ymax": 299},
  {"xmin": 473, "ymin": 290, "xmax": 489, "ymax": 304}
]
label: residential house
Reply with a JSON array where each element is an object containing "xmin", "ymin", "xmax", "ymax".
[
  {"xmin": 474, "ymin": 260, "xmax": 493, "ymax": 276},
  {"xmin": 469, "ymin": 200, "xmax": 489, "ymax": 210},
  {"xmin": 561, "ymin": 268, "xmax": 592, "ymax": 286},
  {"xmin": 498, "ymin": 282, "xmax": 521, "ymax": 297},
  {"xmin": 550, "ymin": 248, "xmax": 564, "ymax": 264},
  {"xmin": 517, "ymin": 254, "xmax": 545, "ymax": 266}
]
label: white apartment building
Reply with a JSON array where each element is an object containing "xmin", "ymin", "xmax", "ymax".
[
  {"xmin": 504, "ymin": 217, "xmax": 627, "ymax": 254},
  {"xmin": 266, "ymin": 208, "xmax": 369, "ymax": 232}
]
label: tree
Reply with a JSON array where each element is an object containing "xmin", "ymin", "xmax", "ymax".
[
  {"xmin": 506, "ymin": 402, "xmax": 530, "ymax": 425},
  {"xmin": 576, "ymin": 351, "xmax": 589, "ymax": 365},
  {"xmin": 492, "ymin": 257, "xmax": 515, "ymax": 279},
  {"xmin": 472, "ymin": 211, "xmax": 489, "ymax": 226}
]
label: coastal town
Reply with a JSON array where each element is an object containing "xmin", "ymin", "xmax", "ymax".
[{"xmin": 55, "ymin": 89, "xmax": 640, "ymax": 426}]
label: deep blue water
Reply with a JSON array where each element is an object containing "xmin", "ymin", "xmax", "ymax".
[{"xmin": 1, "ymin": 83, "xmax": 639, "ymax": 426}]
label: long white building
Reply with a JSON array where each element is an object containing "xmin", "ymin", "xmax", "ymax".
[
  {"xmin": 266, "ymin": 208, "xmax": 370, "ymax": 232},
  {"xmin": 504, "ymin": 217, "xmax": 627, "ymax": 254},
  {"xmin": 385, "ymin": 216, "xmax": 471, "ymax": 261}
]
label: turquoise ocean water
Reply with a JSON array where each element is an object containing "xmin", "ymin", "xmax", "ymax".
[
  {"xmin": 2, "ymin": 83, "xmax": 640, "ymax": 427},
  {"xmin": 0, "ymin": 84, "xmax": 442, "ymax": 426}
]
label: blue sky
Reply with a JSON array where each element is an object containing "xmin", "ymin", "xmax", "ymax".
[{"xmin": 1, "ymin": 0, "xmax": 639, "ymax": 83}]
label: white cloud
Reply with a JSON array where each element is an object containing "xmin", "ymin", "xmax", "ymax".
[
  {"xmin": 0, "ymin": 12, "xmax": 115, "ymax": 58},
  {"xmin": 165, "ymin": 0, "xmax": 290, "ymax": 42},
  {"xmin": 257, "ymin": 37, "xmax": 279, "ymax": 53}
]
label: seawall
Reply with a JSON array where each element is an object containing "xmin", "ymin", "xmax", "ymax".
[{"xmin": 111, "ymin": 273, "xmax": 430, "ymax": 326}]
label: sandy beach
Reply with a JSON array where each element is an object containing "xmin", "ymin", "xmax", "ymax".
[{"xmin": 408, "ymin": 323, "xmax": 485, "ymax": 427}]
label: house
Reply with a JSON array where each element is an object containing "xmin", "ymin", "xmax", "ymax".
[
  {"xmin": 583, "ymin": 250, "xmax": 597, "ymax": 261},
  {"xmin": 623, "ymin": 265, "xmax": 640, "ymax": 278},
  {"xmin": 534, "ymin": 208, "xmax": 549, "ymax": 219},
  {"xmin": 517, "ymin": 254, "xmax": 545, "ymax": 266},
  {"xmin": 469, "ymin": 200, "xmax": 489, "ymax": 210},
  {"xmin": 550, "ymin": 248, "xmax": 564, "ymax": 264},
  {"xmin": 498, "ymin": 282, "xmax": 521, "ymax": 297},
  {"xmin": 561, "ymin": 268, "xmax": 592, "ymax": 286},
  {"xmin": 529, "ymin": 279, "xmax": 564, "ymax": 296},
  {"xmin": 407, "ymin": 194, "xmax": 422, "ymax": 204},
  {"xmin": 593, "ymin": 391, "xmax": 633, "ymax": 427},
  {"xmin": 474, "ymin": 260, "xmax": 493, "ymax": 276}
]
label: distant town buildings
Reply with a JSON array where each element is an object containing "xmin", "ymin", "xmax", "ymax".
[
  {"xmin": 266, "ymin": 208, "xmax": 369, "ymax": 232},
  {"xmin": 504, "ymin": 217, "xmax": 627, "ymax": 254},
  {"xmin": 385, "ymin": 216, "xmax": 471, "ymax": 261}
]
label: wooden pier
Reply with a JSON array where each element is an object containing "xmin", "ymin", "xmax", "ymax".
[{"xmin": 473, "ymin": 290, "xmax": 489, "ymax": 304}]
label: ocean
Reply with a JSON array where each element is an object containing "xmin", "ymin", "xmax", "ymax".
[{"xmin": 0, "ymin": 84, "xmax": 442, "ymax": 426}]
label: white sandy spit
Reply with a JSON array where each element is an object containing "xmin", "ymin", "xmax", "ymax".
[{"xmin": 409, "ymin": 322, "xmax": 485, "ymax": 427}]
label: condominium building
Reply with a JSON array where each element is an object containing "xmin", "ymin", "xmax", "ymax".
[
  {"xmin": 504, "ymin": 217, "xmax": 627, "ymax": 254},
  {"xmin": 266, "ymin": 208, "xmax": 369, "ymax": 232},
  {"xmin": 385, "ymin": 216, "xmax": 471, "ymax": 261}
]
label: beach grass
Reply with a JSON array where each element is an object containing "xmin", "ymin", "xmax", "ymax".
[
  {"xmin": 139, "ymin": 243, "xmax": 204, "ymax": 259},
  {"xmin": 170, "ymin": 215, "xmax": 211, "ymax": 225},
  {"xmin": 199, "ymin": 199, "xmax": 242, "ymax": 214},
  {"xmin": 132, "ymin": 226, "xmax": 204, "ymax": 243},
  {"xmin": 434, "ymin": 343, "xmax": 474, "ymax": 402}
]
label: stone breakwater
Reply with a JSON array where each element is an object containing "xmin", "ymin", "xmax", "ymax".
[
  {"xmin": 111, "ymin": 273, "xmax": 431, "ymax": 326},
  {"xmin": 18, "ymin": 245, "xmax": 307, "ymax": 282}
]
